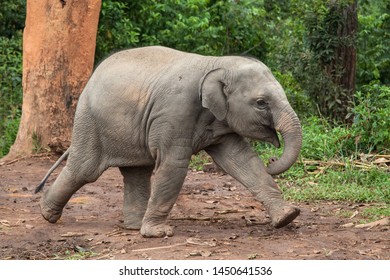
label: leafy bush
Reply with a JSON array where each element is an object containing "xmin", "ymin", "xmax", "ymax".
[
  {"xmin": 273, "ymin": 71, "xmax": 315, "ymax": 118},
  {"xmin": 0, "ymin": 0, "xmax": 25, "ymax": 38},
  {"xmin": 0, "ymin": 1, "xmax": 24, "ymax": 156},
  {"xmin": 349, "ymin": 84, "xmax": 390, "ymax": 153},
  {"xmin": 0, "ymin": 112, "xmax": 20, "ymax": 157},
  {"xmin": 95, "ymin": 1, "xmax": 140, "ymax": 61},
  {"xmin": 0, "ymin": 34, "xmax": 23, "ymax": 157},
  {"xmin": 97, "ymin": 0, "xmax": 268, "ymax": 59},
  {"xmin": 300, "ymin": 117, "xmax": 353, "ymax": 160},
  {"xmin": 357, "ymin": 1, "xmax": 390, "ymax": 85}
]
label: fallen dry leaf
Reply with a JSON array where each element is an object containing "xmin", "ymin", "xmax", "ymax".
[
  {"xmin": 248, "ymin": 253, "xmax": 258, "ymax": 260},
  {"xmin": 189, "ymin": 251, "xmax": 202, "ymax": 257},
  {"xmin": 341, "ymin": 222, "xmax": 355, "ymax": 228},
  {"xmin": 0, "ymin": 220, "xmax": 11, "ymax": 227},
  {"xmin": 350, "ymin": 210, "xmax": 359, "ymax": 219}
]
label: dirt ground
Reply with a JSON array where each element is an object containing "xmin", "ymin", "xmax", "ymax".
[{"xmin": 0, "ymin": 156, "xmax": 389, "ymax": 260}]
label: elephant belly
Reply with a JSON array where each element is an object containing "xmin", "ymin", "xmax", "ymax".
[
  {"xmin": 97, "ymin": 119, "xmax": 154, "ymax": 168},
  {"xmin": 73, "ymin": 102, "xmax": 154, "ymax": 168}
]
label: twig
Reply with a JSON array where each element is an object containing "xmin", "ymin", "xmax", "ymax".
[
  {"xmin": 131, "ymin": 237, "xmax": 217, "ymax": 253},
  {"xmin": 132, "ymin": 242, "xmax": 188, "ymax": 253},
  {"xmin": 171, "ymin": 215, "xmax": 211, "ymax": 221},
  {"xmin": 303, "ymin": 159, "xmax": 389, "ymax": 171},
  {"xmin": 0, "ymin": 158, "xmax": 21, "ymax": 166},
  {"xmin": 60, "ymin": 232, "xmax": 86, "ymax": 237},
  {"xmin": 215, "ymin": 209, "xmax": 249, "ymax": 215},
  {"xmin": 94, "ymin": 253, "xmax": 114, "ymax": 260},
  {"xmin": 355, "ymin": 217, "xmax": 389, "ymax": 229},
  {"xmin": 28, "ymin": 250, "xmax": 48, "ymax": 260},
  {"xmin": 366, "ymin": 154, "xmax": 390, "ymax": 159},
  {"xmin": 0, "ymin": 152, "xmax": 59, "ymax": 166}
]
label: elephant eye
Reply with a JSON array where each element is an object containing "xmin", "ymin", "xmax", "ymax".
[{"xmin": 256, "ymin": 99, "xmax": 268, "ymax": 110}]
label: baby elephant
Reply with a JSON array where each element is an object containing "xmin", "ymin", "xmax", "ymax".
[{"xmin": 36, "ymin": 46, "xmax": 302, "ymax": 238}]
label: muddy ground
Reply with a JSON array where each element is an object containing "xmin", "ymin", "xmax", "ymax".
[{"xmin": 0, "ymin": 156, "xmax": 389, "ymax": 260}]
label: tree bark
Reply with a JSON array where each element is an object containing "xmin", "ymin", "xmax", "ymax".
[
  {"xmin": 328, "ymin": 0, "xmax": 358, "ymax": 122},
  {"xmin": 5, "ymin": 0, "xmax": 101, "ymax": 159},
  {"xmin": 338, "ymin": 0, "xmax": 357, "ymax": 96}
]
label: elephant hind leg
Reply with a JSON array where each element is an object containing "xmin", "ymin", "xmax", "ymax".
[
  {"xmin": 120, "ymin": 166, "xmax": 153, "ymax": 230},
  {"xmin": 40, "ymin": 156, "xmax": 106, "ymax": 223}
]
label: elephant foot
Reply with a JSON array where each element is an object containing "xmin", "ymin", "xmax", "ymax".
[
  {"xmin": 40, "ymin": 198, "xmax": 64, "ymax": 223},
  {"xmin": 123, "ymin": 212, "xmax": 145, "ymax": 230},
  {"xmin": 268, "ymin": 204, "xmax": 300, "ymax": 228},
  {"xmin": 140, "ymin": 223, "xmax": 174, "ymax": 238}
]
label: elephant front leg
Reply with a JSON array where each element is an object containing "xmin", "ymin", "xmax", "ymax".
[
  {"xmin": 120, "ymin": 166, "xmax": 153, "ymax": 230},
  {"xmin": 206, "ymin": 135, "xmax": 300, "ymax": 228},
  {"xmin": 140, "ymin": 149, "xmax": 191, "ymax": 238}
]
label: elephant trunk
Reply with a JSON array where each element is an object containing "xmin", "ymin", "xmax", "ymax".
[{"xmin": 266, "ymin": 107, "xmax": 302, "ymax": 176}]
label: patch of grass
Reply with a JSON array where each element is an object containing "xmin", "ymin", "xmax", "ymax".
[
  {"xmin": 336, "ymin": 209, "xmax": 355, "ymax": 219},
  {"xmin": 53, "ymin": 248, "xmax": 96, "ymax": 260},
  {"xmin": 32, "ymin": 130, "xmax": 44, "ymax": 154},
  {"xmin": 0, "ymin": 110, "xmax": 20, "ymax": 157},
  {"xmin": 300, "ymin": 117, "xmax": 355, "ymax": 160},
  {"xmin": 189, "ymin": 151, "xmax": 211, "ymax": 171},
  {"xmin": 279, "ymin": 165, "xmax": 389, "ymax": 203},
  {"xmin": 360, "ymin": 205, "xmax": 390, "ymax": 223}
]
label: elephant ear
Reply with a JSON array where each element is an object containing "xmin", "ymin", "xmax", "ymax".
[{"xmin": 199, "ymin": 68, "xmax": 230, "ymax": 121}]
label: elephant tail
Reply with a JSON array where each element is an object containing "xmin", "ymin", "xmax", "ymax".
[{"xmin": 34, "ymin": 149, "xmax": 70, "ymax": 193}]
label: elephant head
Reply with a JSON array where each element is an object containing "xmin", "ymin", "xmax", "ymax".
[{"xmin": 200, "ymin": 61, "xmax": 302, "ymax": 175}]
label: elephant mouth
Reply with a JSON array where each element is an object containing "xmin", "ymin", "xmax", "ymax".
[{"xmin": 263, "ymin": 126, "xmax": 280, "ymax": 148}]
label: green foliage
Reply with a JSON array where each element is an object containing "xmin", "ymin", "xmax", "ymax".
[
  {"xmin": 300, "ymin": 117, "xmax": 354, "ymax": 160},
  {"xmin": 280, "ymin": 166, "xmax": 389, "ymax": 203},
  {"xmin": 96, "ymin": 1, "xmax": 140, "ymax": 61},
  {"xmin": 0, "ymin": 111, "xmax": 20, "ymax": 157},
  {"xmin": 189, "ymin": 151, "xmax": 211, "ymax": 171},
  {"xmin": 272, "ymin": 71, "xmax": 315, "ymax": 118},
  {"xmin": 265, "ymin": 0, "xmax": 358, "ymax": 122},
  {"xmin": 53, "ymin": 248, "xmax": 96, "ymax": 260},
  {"xmin": 357, "ymin": 1, "xmax": 390, "ymax": 85},
  {"xmin": 361, "ymin": 205, "xmax": 390, "ymax": 223},
  {"xmin": 302, "ymin": 2, "xmax": 353, "ymax": 120},
  {"xmin": 349, "ymin": 84, "xmax": 390, "ymax": 153},
  {"xmin": 96, "ymin": 0, "xmax": 268, "ymax": 60},
  {"xmin": 281, "ymin": 167, "xmax": 389, "ymax": 203},
  {"xmin": 136, "ymin": 0, "xmax": 227, "ymax": 54},
  {"xmin": 254, "ymin": 116, "xmax": 355, "ymax": 162},
  {"xmin": 253, "ymin": 115, "xmax": 389, "ymax": 204},
  {"xmin": 305, "ymin": 0, "xmax": 356, "ymax": 66},
  {"xmin": 0, "ymin": 34, "xmax": 23, "ymax": 157},
  {"xmin": 0, "ymin": 1, "xmax": 24, "ymax": 157},
  {"xmin": 262, "ymin": 112, "xmax": 389, "ymax": 164},
  {"xmin": 0, "ymin": 0, "xmax": 25, "ymax": 38}
]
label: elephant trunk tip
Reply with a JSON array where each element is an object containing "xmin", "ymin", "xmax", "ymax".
[{"xmin": 266, "ymin": 123, "xmax": 302, "ymax": 176}]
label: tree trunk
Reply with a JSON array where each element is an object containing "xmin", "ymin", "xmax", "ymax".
[
  {"xmin": 328, "ymin": 0, "xmax": 358, "ymax": 122},
  {"xmin": 5, "ymin": 0, "xmax": 101, "ymax": 159},
  {"xmin": 338, "ymin": 0, "xmax": 357, "ymax": 97}
]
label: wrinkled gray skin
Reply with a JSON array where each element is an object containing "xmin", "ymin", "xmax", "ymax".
[{"xmin": 37, "ymin": 46, "xmax": 302, "ymax": 238}]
